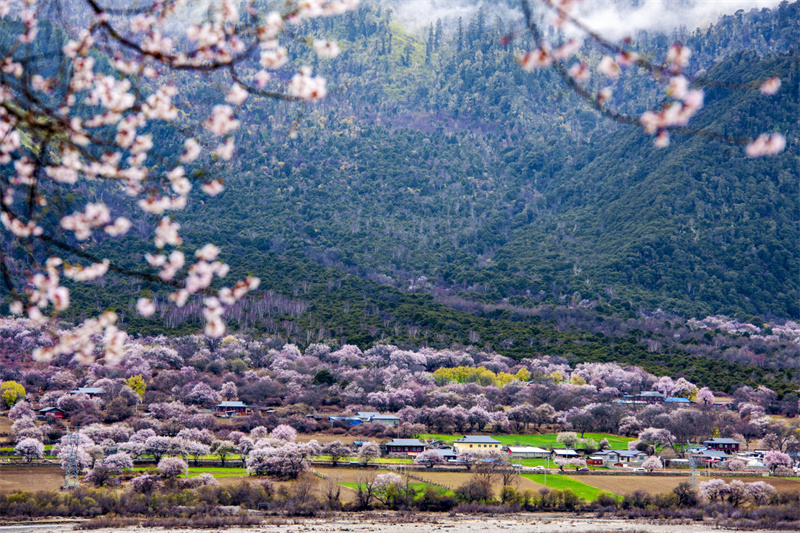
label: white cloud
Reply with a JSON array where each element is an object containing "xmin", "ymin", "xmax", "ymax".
[
  {"xmin": 572, "ymin": 0, "xmax": 785, "ymax": 40},
  {"xmin": 383, "ymin": 0, "xmax": 785, "ymax": 38}
]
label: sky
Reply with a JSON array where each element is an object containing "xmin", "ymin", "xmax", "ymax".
[{"xmin": 384, "ymin": 0, "xmax": 785, "ymax": 39}]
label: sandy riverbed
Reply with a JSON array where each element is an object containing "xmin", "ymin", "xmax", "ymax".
[{"xmin": 0, "ymin": 513, "xmax": 786, "ymax": 533}]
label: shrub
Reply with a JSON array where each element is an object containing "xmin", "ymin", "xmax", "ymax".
[
  {"xmin": 673, "ymin": 482, "xmax": 699, "ymax": 507},
  {"xmin": 415, "ymin": 486, "xmax": 458, "ymax": 512},
  {"xmin": 130, "ymin": 474, "xmax": 161, "ymax": 494},
  {"xmin": 455, "ymin": 476, "xmax": 494, "ymax": 502},
  {"xmin": 157, "ymin": 458, "xmax": 187, "ymax": 478}
]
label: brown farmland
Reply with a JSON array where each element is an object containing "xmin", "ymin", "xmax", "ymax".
[{"xmin": 0, "ymin": 465, "xmax": 64, "ymax": 493}]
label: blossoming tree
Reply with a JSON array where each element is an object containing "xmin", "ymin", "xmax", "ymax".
[
  {"xmin": 0, "ymin": 0, "xmax": 358, "ymax": 363},
  {"xmin": 517, "ymin": 0, "xmax": 786, "ymax": 152}
]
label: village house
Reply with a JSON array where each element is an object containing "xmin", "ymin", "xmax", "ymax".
[
  {"xmin": 384, "ymin": 438, "xmax": 428, "ymax": 455},
  {"xmin": 69, "ymin": 387, "xmax": 104, "ymax": 397},
  {"xmin": 632, "ymin": 391, "xmax": 665, "ymax": 403},
  {"xmin": 506, "ymin": 446, "xmax": 551, "ymax": 459},
  {"xmin": 355, "ymin": 411, "xmax": 401, "ymax": 426},
  {"xmin": 38, "ymin": 406, "xmax": 65, "ymax": 419},
  {"xmin": 586, "ymin": 449, "xmax": 649, "ymax": 467},
  {"xmin": 701, "ymin": 438, "xmax": 740, "ymax": 453},
  {"xmin": 430, "ymin": 447, "xmax": 459, "ymax": 462},
  {"xmin": 452, "ymin": 435, "xmax": 502, "ymax": 453},
  {"xmin": 664, "ymin": 397, "xmax": 693, "ymax": 406},
  {"xmin": 691, "ymin": 448, "xmax": 731, "ymax": 463},
  {"xmin": 615, "ymin": 391, "xmax": 666, "ymax": 406},
  {"xmin": 214, "ymin": 400, "xmax": 248, "ymax": 416},
  {"xmin": 551, "ymin": 449, "xmax": 580, "ymax": 460},
  {"xmin": 328, "ymin": 415, "xmax": 362, "ymax": 426},
  {"xmin": 370, "ymin": 414, "xmax": 401, "ymax": 426}
]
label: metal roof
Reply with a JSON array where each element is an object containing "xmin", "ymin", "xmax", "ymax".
[
  {"xmin": 453, "ymin": 435, "xmax": 502, "ymax": 444},
  {"xmin": 594, "ymin": 449, "xmax": 643, "ymax": 457},
  {"xmin": 385, "ymin": 439, "xmax": 427, "ymax": 447},
  {"xmin": 216, "ymin": 401, "xmax": 247, "ymax": 407},
  {"xmin": 692, "ymin": 448, "xmax": 731, "ymax": 458},
  {"xmin": 552, "ymin": 449, "xmax": 579, "ymax": 456},
  {"xmin": 703, "ymin": 438, "xmax": 739, "ymax": 444}
]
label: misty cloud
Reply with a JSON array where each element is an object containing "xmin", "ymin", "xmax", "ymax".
[
  {"xmin": 383, "ymin": 0, "xmax": 784, "ymax": 39},
  {"xmin": 572, "ymin": 0, "xmax": 785, "ymax": 40}
]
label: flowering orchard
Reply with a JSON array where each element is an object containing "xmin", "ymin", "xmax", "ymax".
[
  {"xmin": 0, "ymin": 0, "xmax": 357, "ymax": 364},
  {"xmin": 0, "ymin": 0, "xmax": 790, "ymax": 373}
]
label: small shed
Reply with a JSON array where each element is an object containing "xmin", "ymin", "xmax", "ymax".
[{"xmin": 38, "ymin": 406, "xmax": 65, "ymax": 419}]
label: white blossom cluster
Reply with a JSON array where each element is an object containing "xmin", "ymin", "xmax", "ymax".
[
  {"xmin": 517, "ymin": 0, "xmax": 786, "ymax": 153},
  {"xmin": 0, "ymin": 0, "xmax": 358, "ymax": 365}
]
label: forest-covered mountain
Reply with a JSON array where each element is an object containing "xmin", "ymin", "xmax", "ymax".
[
  {"xmin": 142, "ymin": 1, "xmax": 798, "ymax": 319},
  {"xmin": 2, "ymin": 1, "xmax": 799, "ymax": 394}
]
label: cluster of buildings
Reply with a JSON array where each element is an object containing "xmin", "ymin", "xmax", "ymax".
[
  {"xmin": 382, "ymin": 435, "xmax": 652, "ymax": 469},
  {"xmin": 615, "ymin": 391, "xmax": 696, "ymax": 407}
]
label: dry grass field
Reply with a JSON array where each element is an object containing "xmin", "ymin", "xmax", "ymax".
[
  {"xmin": 410, "ymin": 470, "xmax": 545, "ymax": 496},
  {"xmin": 0, "ymin": 465, "xmax": 64, "ymax": 493},
  {"xmin": 0, "ymin": 416, "xmax": 12, "ymax": 436}
]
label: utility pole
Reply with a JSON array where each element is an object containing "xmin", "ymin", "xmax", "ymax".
[{"xmin": 63, "ymin": 431, "xmax": 81, "ymax": 490}]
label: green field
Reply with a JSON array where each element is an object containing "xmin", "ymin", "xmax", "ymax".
[
  {"xmin": 422, "ymin": 433, "xmax": 634, "ymax": 450},
  {"xmin": 313, "ymin": 455, "xmax": 412, "ymax": 464},
  {"xmin": 340, "ymin": 481, "xmax": 453, "ymax": 497},
  {"xmin": 132, "ymin": 466, "xmax": 248, "ymax": 478},
  {"xmin": 517, "ymin": 458, "xmax": 605, "ymax": 470},
  {"xmin": 522, "ymin": 473, "xmax": 614, "ymax": 501}
]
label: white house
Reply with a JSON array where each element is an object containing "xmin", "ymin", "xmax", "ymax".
[
  {"xmin": 586, "ymin": 449, "xmax": 648, "ymax": 467},
  {"xmin": 452, "ymin": 435, "xmax": 502, "ymax": 453}
]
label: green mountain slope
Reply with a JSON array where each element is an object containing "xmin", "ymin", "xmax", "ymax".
[
  {"xmin": 157, "ymin": 4, "xmax": 798, "ymax": 319},
  {"xmin": 494, "ymin": 52, "xmax": 799, "ymax": 317}
]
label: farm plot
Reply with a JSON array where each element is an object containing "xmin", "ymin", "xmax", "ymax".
[
  {"xmin": 573, "ymin": 475, "xmax": 685, "ymax": 496},
  {"xmin": 0, "ymin": 466, "xmax": 64, "ymax": 493},
  {"xmin": 722, "ymin": 476, "xmax": 800, "ymax": 493},
  {"xmin": 522, "ymin": 474, "xmax": 609, "ymax": 501},
  {"xmin": 215, "ymin": 472, "xmax": 359, "ymax": 503},
  {"xmin": 312, "ymin": 467, "xmax": 392, "ymax": 484},
  {"xmin": 412, "ymin": 471, "xmax": 545, "ymax": 497},
  {"xmin": 423, "ymin": 433, "xmax": 633, "ymax": 450}
]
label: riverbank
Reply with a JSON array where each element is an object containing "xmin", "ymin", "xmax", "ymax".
[{"xmin": 0, "ymin": 513, "xmax": 788, "ymax": 533}]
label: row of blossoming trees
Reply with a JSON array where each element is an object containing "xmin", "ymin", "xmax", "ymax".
[
  {"xmin": 0, "ymin": 0, "xmax": 788, "ymax": 378},
  {"xmin": 3, "ymin": 316, "xmax": 798, "ymax": 478}
]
